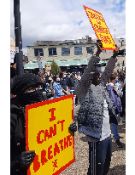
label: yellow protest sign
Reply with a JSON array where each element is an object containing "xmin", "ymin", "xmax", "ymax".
[
  {"xmin": 25, "ymin": 95, "xmax": 75, "ymax": 175},
  {"xmin": 83, "ymin": 5, "xmax": 116, "ymax": 50}
]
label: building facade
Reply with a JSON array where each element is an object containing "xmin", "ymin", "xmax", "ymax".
[
  {"xmin": 26, "ymin": 36, "xmax": 126, "ymax": 73},
  {"xmin": 27, "ymin": 36, "xmax": 95, "ymax": 62}
]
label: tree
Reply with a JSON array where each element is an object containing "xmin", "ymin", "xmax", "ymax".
[{"xmin": 51, "ymin": 60, "xmax": 61, "ymax": 76}]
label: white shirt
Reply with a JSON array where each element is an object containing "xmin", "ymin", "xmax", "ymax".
[{"xmin": 100, "ymin": 99, "xmax": 111, "ymax": 141}]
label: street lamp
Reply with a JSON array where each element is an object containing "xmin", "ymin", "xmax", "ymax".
[{"xmin": 14, "ymin": 0, "xmax": 24, "ymax": 75}]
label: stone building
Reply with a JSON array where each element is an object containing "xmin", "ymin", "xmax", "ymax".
[
  {"xmin": 27, "ymin": 36, "xmax": 95, "ymax": 62},
  {"xmin": 26, "ymin": 36, "xmax": 96, "ymax": 73},
  {"xmin": 25, "ymin": 36, "xmax": 125, "ymax": 73}
]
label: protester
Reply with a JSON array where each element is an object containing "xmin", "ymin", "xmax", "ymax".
[
  {"xmin": 11, "ymin": 73, "xmax": 46, "ymax": 175},
  {"xmin": 44, "ymin": 76, "xmax": 54, "ymax": 99},
  {"xmin": 107, "ymin": 73, "xmax": 123, "ymax": 148},
  {"xmin": 66, "ymin": 73, "xmax": 76, "ymax": 91},
  {"xmin": 70, "ymin": 41, "xmax": 120, "ymax": 175},
  {"xmin": 59, "ymin": 72, "xmax": 70, "ymax": 92},
  {"xmin": 52, "ymin": 76, "xmax": 65, "ymax": 98},
  {"xmin": 76, "ymin": 71, "xmax": 81, "ymax": 81},
  {"xmin": 114, "ymin": 71, "xmax": 125, "ymax": 124},
  {"xmin": 114, "ymin": 73, "xmax": 124, "ymax": 97}
]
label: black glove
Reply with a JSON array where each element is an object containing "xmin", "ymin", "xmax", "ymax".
[
  {"xmin": 19, "ymin": 151, "xmax": 35, "ymax": 168},
  {"xmin": 69, "ymin": 122, "xmax": 77, "ymax": 134},
  {"xmin": 112, "ymin": 45, "xmax": 119, "ymax": 58},
  {"xmin": 95, "ymin": 40, "xmax": 103, "ymax": 56}
]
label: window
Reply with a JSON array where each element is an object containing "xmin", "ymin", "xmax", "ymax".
[
  {"xmin": 34, "ymin": 48, "xmax": 44, "ymax": 56},
  {"xmin": 48, "ymin": 48, "xmax": 57, "ymax": 56},
  {"xmin": 86, "ymin": 47, "xmax": 93, "ymax": 54},
  {"xmin": 61, "ymin": 47, "xmax": 70, "ymax": 56},
  {"xmin": 74, "ymin": 46, "xmax": 82, "ymax": 55}
]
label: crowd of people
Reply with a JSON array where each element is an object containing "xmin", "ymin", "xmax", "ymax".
[
  {"xmin": 10, "ymin": 39, "xmax": 126, "ymax": 175},
  {"xmin": 37, "ymin": 71, "xmax": 82, "ymax": 104}
]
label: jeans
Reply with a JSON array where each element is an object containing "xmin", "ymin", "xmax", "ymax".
[
  {"xmin": 111, "ymin": 123, "xmax": 120, "ymax": 141},
  {"xmin": 87, "ymin": 136, "xmax": 112, "ymax": 175}
]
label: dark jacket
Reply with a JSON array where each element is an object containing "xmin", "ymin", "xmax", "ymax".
[
  {"xmin": 107, "ymin": 83, "xmax": 122, "ymax": 114},
  {"xmin": 107, "ymin": 83, "xmax": 122, "ymax": 124},
  {"xmin": 60, "ymin": 77, "xmax": 68, "ymax": 91},
  {"xmin": 66, "ymin": 77, "xmax": 75, "ymax": 90},
  {"xmin": 11, "ymin": 103, "xmax": 26, "ymax": 175}
]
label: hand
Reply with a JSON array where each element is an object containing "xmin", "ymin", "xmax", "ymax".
[
  {"xmin": 19, "ymin": 151, "xmax": 35, "ymax": 168},
  {"xmin": 80, "ymin": 135, "xmax": 98, "ymax": 143},
  {"xmin": 95, "ymin": 40, "xmax": 103, "ymax": 56},
  {"xmin": 62, "ymin": 89, "xmax": 70, "ymax": 95},
  {"xmin": 113, "ymin": 45, "xmax": 119, "ymax": 58},
  {"xmin": 69, "ymin": 122, "xmax": 77, "ymax": 134}
]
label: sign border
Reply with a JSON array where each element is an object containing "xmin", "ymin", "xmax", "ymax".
[
  {"xmin": 25, "ymin": 94, "xmax": 75, "ymax": 175},
  {"xmin": 83, "ymin": 5, "xmax": 116, "ymax": 50}
]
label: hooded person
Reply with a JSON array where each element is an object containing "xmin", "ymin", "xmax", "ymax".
[
  {"xmin": 69, "ymin": 41, "xmax": 120, "ymax": 175},
  {"xmin": 11, "ymin": 73, "xmax": 46, "ymax": 175}
]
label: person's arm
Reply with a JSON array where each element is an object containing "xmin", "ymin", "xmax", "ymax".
[
  {"xmin": 62, "ymin": 88, "xmax": 70, "ymax": 95},
  {"xmin": 11, "ymin": 105, "xmax": 35, "ymax": 172},
  {"xmin": 76, "ymin": 50, "xmax": 101, "ymax": 101},
  {"xmin": 75, "ymin": 40, "xmax": 104, "ymax": 101},
  {"xmin": 101, "ymin": 48, "xmax": 119, "ymax": 85}
]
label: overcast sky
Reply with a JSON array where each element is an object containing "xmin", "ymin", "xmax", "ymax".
[{"xmin": 10, "ymin": 0, "xmax": 125, "ymax": 47}]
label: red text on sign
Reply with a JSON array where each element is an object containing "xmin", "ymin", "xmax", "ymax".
[
  {"xmin": 36, "ymin": 120, "xmax": 65, "ymax": 144},
  {"xmin": 33, "ymin": 134, "xmax": 73, "ymax": 173}
]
